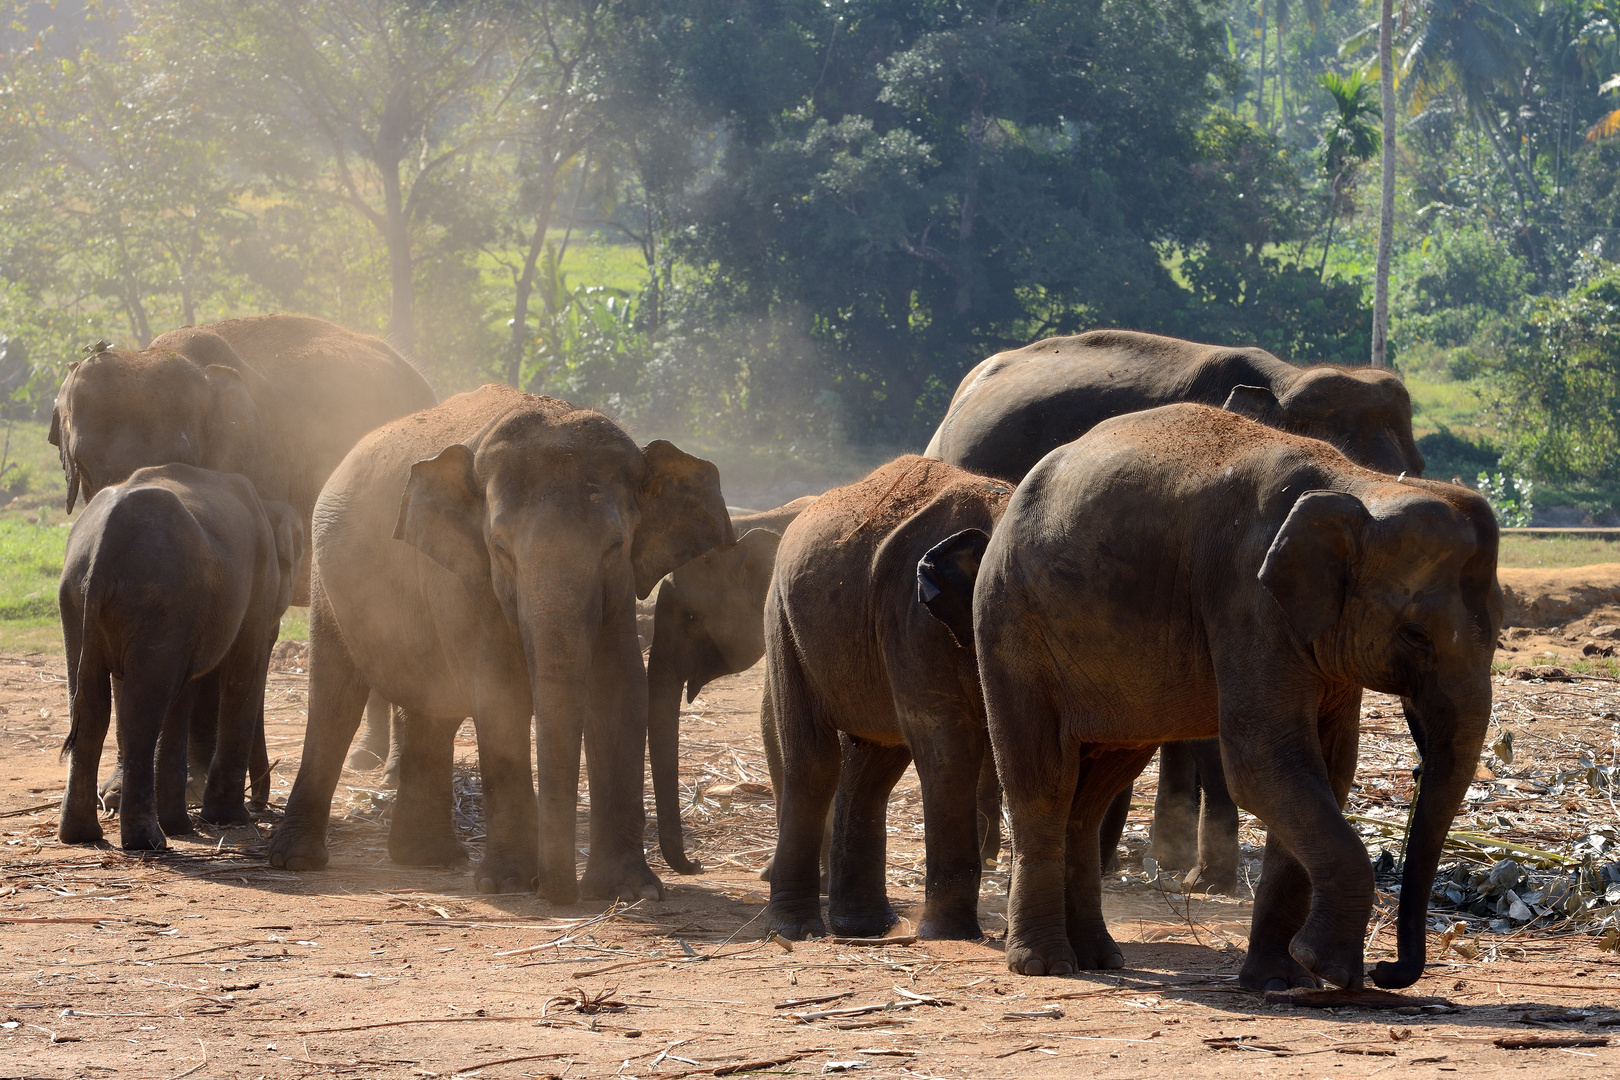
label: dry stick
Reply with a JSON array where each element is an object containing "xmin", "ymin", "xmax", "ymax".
[
  {"xmin": 163, "ymin": 1040, "xmax": 207, "ymax": 1080},
  {"xmin": 146, "ymin": 940, "xmax": 272, "ymax": 963},
  {"xmin": 448, "ymin": 1050, "xmax": 571, "ymax": 1073},
  {"xmin": 1, "ymin": 916, "xmax": 126, "ymax": 925},
  {"xmin": 0, "ymin": 800, "xmax": 60, "ymax": 818},
  {"xmin": 277, "ymin": 1015, "xmax": 552, "ymax": 1037}
]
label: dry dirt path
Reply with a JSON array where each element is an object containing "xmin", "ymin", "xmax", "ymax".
[{"xmin": 2, "ymin": 653, "xmax": 1619, "ymax": 1079}]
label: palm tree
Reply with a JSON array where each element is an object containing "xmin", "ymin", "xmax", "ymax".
[
  {"xmin": 1372, "ymin": 0, "xmax": 1395, "ymax": 368},
  {"xmin": 1317, "ymin": 70, "xmax": 1380, "ymax": 276}
]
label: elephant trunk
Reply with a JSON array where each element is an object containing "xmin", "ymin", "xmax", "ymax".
[
  {"xmin": 1372, "ymin": 688, "xmax": 1488, "ymax": 989},
  {"xmin": 647, "ymin": 586, "xmax": 701, "ymax": 874},
  {"xmin": 521, "ymin": 588, "xmax": 600, "ymax": 906}
]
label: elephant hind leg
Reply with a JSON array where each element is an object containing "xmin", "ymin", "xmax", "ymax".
[
  {"xmin": 1064, "ymin": 745, "xmax": 1157, "ymax": 970},
  {"xmin": 347, "ymin": 690, "xmax": 395, "ymax": 773},
  {"xmin": 1182, "ymin": 737, "xmax": 1239, "ymax": 894},
  {"xmin": 763, "ymin": 629, "xmax": 840, "ymax": 941},
  {"xmin": 1151, "ymin": 741, "xmax": 1200, "ymax": 870},
  {"xmin": 1097, "ymin": 786, "xmax": 1131, "ymax": 874},
  {"xmin": 389, "ymin": 712, "xmax": 468, "ymax": 868},
  {"xmin": 827, "ymin": 734, "xmax": 911, "ymax": 938}
]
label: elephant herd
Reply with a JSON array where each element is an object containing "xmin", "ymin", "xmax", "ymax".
[{"xmin": 48, "ymin": 316, "xmax": 1501, "ymax": 995}]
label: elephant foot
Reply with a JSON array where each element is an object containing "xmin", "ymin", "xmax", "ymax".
[
  {"xmin": 389, "ymin": 827, "xmax": 468, "ymax": 868},
  {"xmin": 766, "ymin": 901, "xmax": 826, "ymax": 942},
  {"xmin": 381, "ymin": 764, "xmax": 401, "ymax": 790},
  {"xmin": 199, "ymin": 800, "xmax": 252, "ymax": 828},
  {"xmin": 345, "ymin": 746, "xmax": 385, "ymax": 771},
  {"xmin": 1289, "ymin": 925, "xmax": 1365, "ymax": 991},
  {"xmin": 1182, "ymin": 860, "xmax": 1238, "ymax": 895},
  {"xmin": 475, "ymin": 847, "xmax": 541, "ymax": 895},
  {"xmin": 828, "ymin": 898, "xmax": 898, "ymax": 939},
  {"xmin": 160, "ymin": 810, "xmax": 195, "ymax": 837},
  {"xmin": 119, "ymin": 817, "xmax": 168, "ymax": 852},
  {"xmin": 1069, "ymin": 924, "xmax": 1127, "ymax": 970},
  {"xmin": 1005, "ymin": 937, "xmax": 1078, "ymax": 977},
  {"xmin": 58, "ymin": 812, "xmax": 104, "ymax": 845},
  {"xmin": 184, "ymin": 773, "xmax": 207, "ymax": 806},
  {"xmin": 1240, "ymin": 950, "xmax": 1320, "ymax": 992},
  {"xmin": 917, "ymin": 907, "xmax": 983, "ymax": 941},
  {"xmin": 267, "ymin": 819, "xmax": 330, "ymax": 871},
  {"xmin": 580, "ymin": 856, "xmax": 664, "ymax": 902}
]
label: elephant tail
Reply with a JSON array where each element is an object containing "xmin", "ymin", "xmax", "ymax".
[{"xmin": 61, "ymin": 585, "xmax": 110, "ymax": 760}]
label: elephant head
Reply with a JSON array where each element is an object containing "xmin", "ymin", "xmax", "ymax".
[
  {"xmin": 1258, "ymin": 483, "xmax": 1501, "ymax": 988},
  {"xmin": 1223, "ymin": 366, "xmax": 1424, "ymax": 477},
  {"xmin": 646, "ymin": 527, "xmax": 782, "ymax": 873},
  {"xmin": 392, "ymin": 403, "xmax": 730, "ymax": 897},
  {"xmin": 50, "ymin": 334, "xmax": 267, "ymax": 512}
]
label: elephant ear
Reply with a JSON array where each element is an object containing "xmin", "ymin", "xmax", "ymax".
[
  {"xmin": 633, "ymin": 440, "xmax": 733, "ymax": 600},
  {"xmin": 736, "ymin": 528, "xmax": 783, "ymax": 605},
  {"xmin": 393, "ymin": 444, "xmax": 490, "ymax": 592},
  {"xmin": 1222, "ymin": 384, "xmax": 1280, "ymax": 422},
  {"xmin": 50, "ymin": 361, "xmax": 81, "ymax": 513},
  {"xmin": 1259, "ymin": 490, "xmax": 1372, "ymax": 644},
  {"xmin": 917, "ymin": 529, "xmax": 992, "ymax": 650},
  {"xmin": 201, "ymin": 365, "xmax": 261, "ymax": 476},
  {"xmin": 261, "ymin": 500, "xmax": 305, "ymax": 617}
]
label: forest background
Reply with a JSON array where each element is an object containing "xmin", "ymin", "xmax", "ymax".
[{"xmin": 2, "ymin": 0, "xmax": 1619, "ymax": 522}]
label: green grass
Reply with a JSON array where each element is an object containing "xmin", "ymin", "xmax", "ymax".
[
  {"xmin": 1498, "ymin": 534, "xmax": 1620, "ymax": 569},
  {"xmin": 0, "ymin": 517, "xmax": 68, "ymax": 654},
  {"xmin": 1403, "ymin": 372, "xmax": 1491, "ymax": 442}
]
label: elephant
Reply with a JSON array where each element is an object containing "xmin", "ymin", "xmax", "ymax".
[
  {"xmin": 52, "ymin": 316, "xmax": 433, "ymax": 796},
  {"xmin": 647, "ymin": 497, "xmax": 814, "ymax": 873},
  {"xmin": 925, "ymin": 330, "xmax": 1427, "ymax": 893},
  {"xmin": 960, "ymin": 403, "xmax": 1499, "ymax": 986},
  {"xmin": 57, "ymin": 464, "xmax": 303, "ymax": 850},
  {"xmin": 764, "ymin": 456, "xmax": 1012, "ymax": 942},
  {"xmin": 266, "ymin": 384, "xmax": 732, "ymax": 903}
]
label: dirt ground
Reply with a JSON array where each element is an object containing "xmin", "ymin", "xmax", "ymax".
[{"xmin": 3, "ymin": 650, "xmax": 1620, "ymax": 1080}]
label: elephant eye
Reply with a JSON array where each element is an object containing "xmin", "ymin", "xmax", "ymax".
[
  {"xmin": 489, "ymin": 538, "xmax": 514, "ymax": 565},
  {"xmin": 1398, "ymin": 623, "xmax": 1434, "ymax": 653}
]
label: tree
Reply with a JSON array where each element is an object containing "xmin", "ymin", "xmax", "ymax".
[
  {"xmin": 171, "ymin": 0, "xmax": 515, "ymax": 355},
  {"xmin": 1372, "ymin": 0, "xmax": 1396, "ymax": 368},
  {"xmin": 1315, "ymin": 70, "xmax": 1379, "ymax": 275}
]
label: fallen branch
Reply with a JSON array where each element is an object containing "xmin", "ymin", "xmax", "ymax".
[
  {"xmin": 1495, "ymin": 1034, "xmax": 1610, "ymax": 1050},
  {"xmin": 447, "ymin": 1050, "xmax": 570, "ymax": 1073}
]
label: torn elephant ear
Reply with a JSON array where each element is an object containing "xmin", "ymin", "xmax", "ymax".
[
  {"xmin": 1222, "ymin": 384, "xmax": 1279, "ymax": 422},
  {"xmin": 917, "ymin": 529, "xmax": 991, "ymax": 650}
]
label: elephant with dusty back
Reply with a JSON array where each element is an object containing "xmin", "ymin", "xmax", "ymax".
[
  {"xmin": 267, "ymin": 385, "xmax": 731, "ymax": 902},
  {"xmin": 954, "ymin": 404, "xmax": 1498, "ymax": 985},
  {"xmin": 925, "ymin": 329, "xmax": 1427, "ymax": 891}
]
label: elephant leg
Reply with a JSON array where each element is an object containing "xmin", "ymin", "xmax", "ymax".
[
  {"xmin": 827, "ymin": 734, "xmax": 912, "ymax": 938},
  {"xmin": 764, "ymin": 639, "xmax": 840, "ymax": 940},
  {"xmin": 185, "ymin": 686, "xmax": 218, "ymax": 806},
  {"xmin": 388, "ymin": 712, "xmax": 467, "ymax": 867},
  {"xmin": 758, "ymin": 674, "xmax": 834, "ymax": 891},
  {"xmin": 155, "ymin": 680, "xmax": 199, "ymax": 838},
  {"xmin": 347, "ymin": 690, "xmax": 394, "ymax": 772},
  {"xmin": 116, "ymin": 670, "xmax": 185, "ymax": 852},
  {"xmin": 1065, "ymin": 746, "xmax": 1157, "ymax": 969},
  {"xmin": 991, "ymin": 682, "xmax": 1081, "ymax": 976},
  {"xmin": 469, "ymin": 698, "xmax": 539, "ymax": 894},
  {"xmin": 59, "ymin": 661, "xmax": 112, "ymax": 845},
  {"xmin": 97, "ymin": 675, "xmax": 125, "ymax": 812},
  {"xmin": 1231, "ymin": 686, "xmax": 1368, "ymax": 991},
  {"xmin": 1151, "ymin": 742, "xmax": 1199, "ymax": 870},
  {"xmin": 248, "ymin": 703, "xmax": 271, "ymax": 809},
  {"xmin": 1183, "ymin": 738, "xmax": 1239, "ymax": 894},
  {"xmin": 268, "ymin": 584, "xmax": 370, "ymax": 872},
  {"xmin": 201, "ymin": 639, "xmax": 268, "ymax": 827},
  {"xmin": 976, "ymin": 747, "xmax": 1003, "ymax": 870},
  {"xmin": 1097, "ymin": 786, "xmax": 1132, "ymax": 875},
  {"xmin": 912, "ymin": 722, "xmax": 985, "ymax": 940},
  {"xmin": 579, "ymin": 618, "xmax": 662, "ymax": 902}
]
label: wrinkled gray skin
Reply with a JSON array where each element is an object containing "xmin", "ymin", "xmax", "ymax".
[
  {"xmin": 765, "ymin": 457, "xmax": 1012, "ymax": 942},
  {"xmin": 926, "ymin": 329, "xmax": 1428, "ymax": 892},
  {"xmin": 266, "ymin": 385, "xmax": 732, "ymax": 903},
  {"xmin": 57, "ymin": 465, "xmax": 302, "ymax": 850},
  {"xmin": 646, "ymin": 498, "xmax": 813, "ymax": 873},
  {"xmin": 52, "ymin": 316, "xmax": 434, "ymax": 799},
  {"xmin": 347, "ymin": 692, "xmax": 402, "ymax": 784},
  {"xmin": 965, "ymin": 404, "xmax": 1499, "ymax": 987}
]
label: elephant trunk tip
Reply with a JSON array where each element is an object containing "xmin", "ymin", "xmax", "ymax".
[
  {"xmin": 1369, "ymin": 956, "xmax": 1424, "ymax": 990},
  {"xmin": 658, "ymin": 828, "xmax": 703, "ymax": 876}
]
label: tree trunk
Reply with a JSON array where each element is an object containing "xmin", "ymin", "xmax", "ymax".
[
  {"xmin": 1257, "ymin": 0, "xmax": 1269, "ymax": 130},
  {"xmin": 381, "ymin": 159, "xmax": 415, "ymax": 357},
  {"xmin": 1371, "ymin": 0, "xmax": 1394, "ymax": 369}
]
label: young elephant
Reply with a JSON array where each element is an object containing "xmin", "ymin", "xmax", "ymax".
[
  {"xmin": 58, "ymin": 465, "xmax": 302, "ymax": 850},
  {"xmin": 647, "ymin": 498, "xmax": 812, "ymax": 873},
  {"xmin": 765, "ymin": 456, "xmax": 1011, "ymax": 942},
  {"xmin": 267, "ymin": 385, "xmax": 731, "ymax": 903},
  {"xmin": 969, "ymin": 405, "xmax": 1500, "ymax": 987}
]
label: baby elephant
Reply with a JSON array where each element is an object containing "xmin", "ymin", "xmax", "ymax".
[
  {"xmin": 765, "ymin": 456, "xmax": 1010, "ymax": 941},
  {"xmin": 58, "ymin": 464, "xmax": 303, "ymax": 850}
]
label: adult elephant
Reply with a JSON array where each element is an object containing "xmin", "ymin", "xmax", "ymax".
[
  {"xmin": 925, "ymin": 329, "xmax": 1426, "ymax": 892},
  {"xmin": 646, "ymin": 498, "xmax": 813, "ymax": 874},
  {"xmin": 267, "ymin": 385, "xmax": 731, "ymax": 903},
  {"xmin": 50, "ymin": 314, "xmax": 437, "ymax": 605},
  {"xmin": 967, "ymin": 404, "xmax": 1499, "ymax": 985}
]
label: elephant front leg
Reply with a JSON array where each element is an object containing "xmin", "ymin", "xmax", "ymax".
[
  {"xmin": 1065, "ymin": 747, "xmax": 1157, "ymax": 970},
  {"xmin": 347, "ymin": 690, "xmax": 395, "ymax": 773},
  {"xmin": 827, "ymin": 735, "xmax": 911, "ymax": 938},
  {"xmin": 1182, "ymin": 738, "xmax": 1239, "ymax": 894},
  {"xmin": 579, "ymin": 621, "xmax": 662, "ymax": 902},
  {"xmin": 470, "ymin": 703, "xmax": 539, "ymax": 894},
  {"xmin": 1240, "ymin": 832, "xmax": 1318, "ymax": 990},
  {"xmin": 387, "ymin": 712, "xmax": 468, "ymax": 868},
  {"xmin": 1151, "ymin": 742, "xmax": 1200, "ymax": 871}
]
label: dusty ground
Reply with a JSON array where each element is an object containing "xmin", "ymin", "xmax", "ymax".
[{"xmin": 2, "ymin": 650, "xmax": 1620, "ymax": 1080}]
